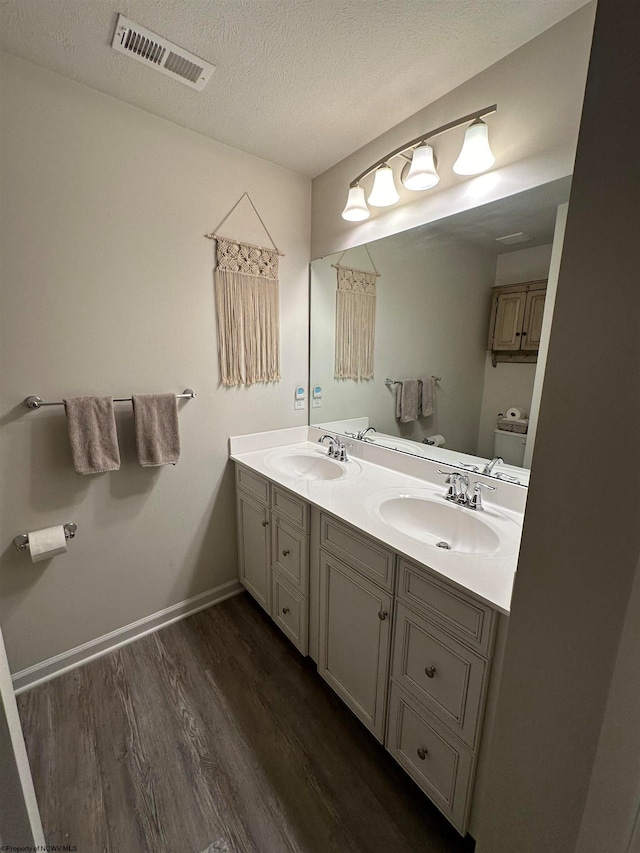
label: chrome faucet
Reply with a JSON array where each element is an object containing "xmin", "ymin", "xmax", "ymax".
[
  {"xmin": 469, "ymin": 481, "xmax": 496, "ymax": 511},
  {"xmin": 356, "ymin": 426, "xmax": 376, "ymax": 442},
  {"xmin": 319, "ymin": 434, "xmax": 337, "ymax": 456},
  {"xmin": 482, "ymin": 456, "xmax": 504, "ymax": 475},
  {"xmin": 455, "ymin": 474, "xmax": 470, "ymax": 505},
  {"xmin": 439, "ymin": 470, "xmax": 469, "ymax": 504},
  {"xmin": 438, "ymin": 470, "xmax": 496, "ymax": 510},
  {"xmin": 318, "ymin": 434, "xmax": 348, "ymax": 461}
]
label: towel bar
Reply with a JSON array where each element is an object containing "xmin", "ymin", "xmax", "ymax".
[
  {"xmin": 384, "ymin": 377, "xmax": 441, "ymax": 386},
  {"xmin": 14, "ymin": 522, "xmax": 77, "ymax": 553},
  {"xmin": 24, "ymin": 389, "xmax": 196, "ymax": 410}
]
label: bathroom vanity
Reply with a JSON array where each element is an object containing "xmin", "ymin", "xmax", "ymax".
[{"xmin": 230, "ymin": 426, "xmax": 524, "ymax": 835}]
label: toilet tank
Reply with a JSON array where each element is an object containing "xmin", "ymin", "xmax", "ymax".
[{"xmin": 494, "ymin": 429, "xmax": 527, "ymax": 467}]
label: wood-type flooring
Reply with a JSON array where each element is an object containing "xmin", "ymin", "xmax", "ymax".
[{"xmin": 18, "ymin": 592, "xmax": 476, "ymax": 853}]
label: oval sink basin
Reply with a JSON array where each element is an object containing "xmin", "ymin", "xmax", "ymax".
[
  {"xmin": 369, "ymin": 436, "xmax": 422, "ymax": 454},
  {"xmin": 367, "ymin": 489, "xmax": 519, "ymax": 556},
  {"xmin": 265, "ymin": 449, "xmax": 361, "ymax": 481}
]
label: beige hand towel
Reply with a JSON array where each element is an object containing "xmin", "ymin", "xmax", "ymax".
[
  {"xmin": 64, "ymin": 396, "xmax": 121, "ymax": 475},
  {"xmin": 395, "ymin": 379, "xmax": 421, "ymax": 423},
  {"xmin": 421, "ymin": 376, "xmax": 435, "ymax": 418},
  {"xmin": 132, "ymin": 393, "xmax": 180, "ymax": 467}
]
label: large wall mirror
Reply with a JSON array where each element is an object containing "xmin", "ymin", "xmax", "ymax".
[{"xmin": 309, "ymin": 177, "xmax": 572, "ymax": 486}]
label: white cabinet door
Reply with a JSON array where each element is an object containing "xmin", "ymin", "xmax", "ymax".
[
  {"xmin": 318, "ymin": 550, "xmax": 392, "ymax": 742},
  {"xmin": 493, "ymin": 290, "xmax": 526, "ymax": 350},
  {"xmin": 521, "ymin": 287, "xmax": 546, "ymax": 351},
  {"xmin": 236, "ymin": 490, "xmax": 271, "ymax": 612}
]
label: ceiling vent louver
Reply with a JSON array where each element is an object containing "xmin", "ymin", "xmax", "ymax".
[{"xmin": 111, "ymin": 14, "xmax": 214, "ymax": 91}]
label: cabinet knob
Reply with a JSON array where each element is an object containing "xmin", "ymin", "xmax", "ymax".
[
  {"xmin": 417, "ymin": 747, "xmax": 428, "ymax": 760},
  {"xmin": 424, "ymin": 666, "xmax": 437, "ymax": 679},
  {"xmin": 522, "ymin": 331, "xmax": 527, "ymax": 337},
  {"xmin": 282, "ymin": 607, "xmax": 290, "ymax": 614},
  {"xmin": 378, "ymin": 610, "xmax": 388, "ymax": 621},
  {"xmin": 282, "ymin": 549, "xmax": 290, "ymax": 556},
  {"xmin": 262, "ymin": 520, "xmax": 269, "ymax": 527},
  {"xmin": 515, "ymin": 331, "xmax": 521, "ymax": 337}
]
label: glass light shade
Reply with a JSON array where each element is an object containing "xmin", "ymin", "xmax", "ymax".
[
  {"xmin": 341, "ymin": 185, "xmax": 370, "ymax": 221},
  {"xmin": 453, "ymin": 119, "xmax": 495, "ymax": 175},
  {"xmin": 402, "ymin": 144, "xmax": 440, "ymax": 191},
  {"xmin": 367, "ymin": 164, "xmax": 400, "ymax": 206}
]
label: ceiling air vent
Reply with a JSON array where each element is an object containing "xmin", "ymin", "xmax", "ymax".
[
  {"xmin": 111, "ymin": 14, "xmax": 214, "ymax": 91},
  {"xmin": 495, "ymin": 232, "xmax": 534, "ymax": 246}
]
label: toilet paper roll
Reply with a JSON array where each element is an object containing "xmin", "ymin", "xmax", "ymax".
[
  {"xmin": 425, "ymin": 434, "xmax": 445, "ymax": 447},
  {"xmin": 506, "ymin": 407, "xmax": 525, "ymax": 420},
  {"xmin": 28, "ymin": 525, "xmax": 67, "ymax": 563}
]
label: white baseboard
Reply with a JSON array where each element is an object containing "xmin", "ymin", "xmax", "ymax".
[{"xmin": 12, "ymin": 579, "xmax": 243, "ymax": 694}]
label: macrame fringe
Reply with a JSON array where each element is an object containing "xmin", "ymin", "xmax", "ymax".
[
  {"xmin": 334, "ymin": 267, "xmax": 376, "ymax": 380},
  {"xmin": 214, "ymin": 237, "xmax": 280, "ymax": 386}
]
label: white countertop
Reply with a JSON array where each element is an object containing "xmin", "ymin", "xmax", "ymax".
[{"xmin": 230, "ymin": 427, "xmax": 524, "ymax": 614}]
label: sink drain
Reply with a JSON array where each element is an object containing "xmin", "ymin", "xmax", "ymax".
[{"xmin": 436, "ymin": 541, "xmax": 451, "ymax": 550}]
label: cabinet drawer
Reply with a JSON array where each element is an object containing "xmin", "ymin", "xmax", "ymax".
[
  {"xmin": 397, "ymin": 559, "xmax": 495, "ymax": 656},
  {"xmin": 392, "ymin": 603, "xmax": 487, "ymax": 748},
  {"xmin": 320, "ymin": 513, "xmax": 394, "ymax": 591},
  {"xmin": 235, "ymin": 464, "xmax": 270, "ymax": 506},
  {"xmin": 272, "ymin": 518, "xmax": 308, "ymax": 594},
  {"xmin": 272, "ymin": 486, "xmax": 310, "ymax": 533},
  {"xmin": 271, "ymin": 570, "xmax": 308, "ymax": 655},
  {"xmin": 386, "ymin": 683, "xmax": 473, "ymax": 835}
]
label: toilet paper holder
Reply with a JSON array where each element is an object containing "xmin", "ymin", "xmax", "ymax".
[{"xmin": 14, "ymin": 522, "xmax": 77, "ymax": 553}]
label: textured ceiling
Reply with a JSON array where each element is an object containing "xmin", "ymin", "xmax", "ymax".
[
  {"xmin": 0, "ymin": 0, "xmax": 590, "ymax": 177},
  {"xmin": 379, "ymin": 177, "xmax": 572, "ymax": 256}
]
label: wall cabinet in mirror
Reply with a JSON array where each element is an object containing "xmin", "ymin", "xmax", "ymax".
[{"xmin": 488, "ymin": 280, "xmax": 547, "ymax": 366}]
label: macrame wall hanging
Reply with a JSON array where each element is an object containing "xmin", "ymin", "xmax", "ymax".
[
  {"xmin": 206, "ymin": 193, "xmax": 283, "ymax": 386},
  {"xmin": 333, "ymin": 246, "xmax": 380, "ymax": 381}
]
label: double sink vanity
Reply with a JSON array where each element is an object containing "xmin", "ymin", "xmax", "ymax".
[{"xmin": 229, "ymin": 424, "xmax": 525, "ymax": 836}]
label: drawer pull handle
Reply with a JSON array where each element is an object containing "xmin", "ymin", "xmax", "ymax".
[
  {"xmin": 282, "ymin": 549, "xmax": 290, "ymax": 556},
  {"xmin": 262, "ymin": 520, "xmax": 269, "ymax": 527},
  {"xmin": 417, "ymin": 747, "xmax": 428, "ymax": 760},
  {"xmin": 424, "ymin": 666, "xmax": 437, "ymax": 679},
  {"xmin": 282, "ymin": 607, "xmax": 290, "ymax": 614},
  {"xmin": 378, "ymin": 610, "xmax": 388, "ymax": 621}
]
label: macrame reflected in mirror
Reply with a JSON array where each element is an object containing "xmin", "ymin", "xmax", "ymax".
[
  {"xmin": 206, "ymin": 193, "xmax": 283, "ymax": 386},
  {"xmin": 333, "ymin": 246, "xmax": 379, "ymax": 381}
]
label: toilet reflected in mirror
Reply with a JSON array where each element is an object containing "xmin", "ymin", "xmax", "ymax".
[{"xmin": 494, "ymin": 429, "xmax": 526, "ymax": 468}]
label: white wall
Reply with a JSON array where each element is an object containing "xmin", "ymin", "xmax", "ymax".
[
  {"xmin": 524, "ymin": 205, "xmax": 568, "ymax": 468},
  {"xmin": 311, "ymin": 3, "xmax": 595, "ymax": 259},
  {"xmin": 575, "ymin": 552, "xmax": 640, "ymax": 852},
  {"xmin": 0, "ymin": 53, "xmax": 311, "ymax": 674},
  {"xmin": 310, "ymin": 234, "xmax": 496, "ymax": 452},
  {"xmin": 477, "ymin": 243, "xmax": 552, "ymax": 457},
  {"xmin": 476, "ymin": 0, "xmax": 640, "ymax": 846}
]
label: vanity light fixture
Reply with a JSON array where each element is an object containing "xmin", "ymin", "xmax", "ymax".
[
  {"xmin": 452, "ymin": 117, "xmax": 495, "ymax": 175},
  {"xmin": 341, "ymin": 185, "xmax": 370, "ymax": 221},
  {"xmin": 341, "ymin": 104, "xmax": 497, "ymax": 221},
  {"xmin": 401, "ymin": 144, "xmax": 440, "ymax": 191},
  {"xmin": 368, "ymin": 164, "xmax": 400, "ymax": 207}
]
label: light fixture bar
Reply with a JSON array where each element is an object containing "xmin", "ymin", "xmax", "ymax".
[{"xmin": 349, "ymin": 104, "xmax": 497, "ymax": 188}]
